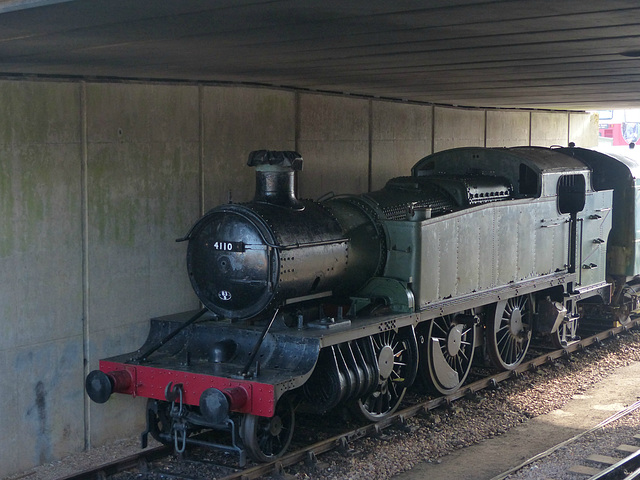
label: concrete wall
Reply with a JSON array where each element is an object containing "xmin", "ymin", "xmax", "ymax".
[
  {"xmin": 486, "ymin": 110, "xmax": 531, "ymax": 147},
  {"xmin": 0, "ymin": 78, "xmax": 598, "ymax": 477},
  {"xmin": 371, "ymin": 101, "xmax": 433, "ymax": 191},
  {"xmin": 203, "ymin": 87, "xmax": 296, "ymax": 208},
  {"xmin": 297, "ymin": 94, "xmax": 370, "ymax": 199},
  {"xmin": 0, "ymin": 82, "xmax": 84, "ymax": 472},
  {"xmin": 84, "ymin": 83, "xmax": 202, "ymax": 449}
]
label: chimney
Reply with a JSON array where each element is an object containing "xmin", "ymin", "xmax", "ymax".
[{"xmin": 247, "ymin": 150, "xmax": 304, "ymax": 210}]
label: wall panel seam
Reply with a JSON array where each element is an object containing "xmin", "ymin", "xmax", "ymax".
[
  {"xmin": 368, "ymin": 99, "xmax": 373, "ymax": 193},
  {"xmin": 199, "ymin": 85, "xmax": 205, "ymax": 216},
  {"xmin": 80, "ymin": 81, "xmax": 90, "ymax": 450}
]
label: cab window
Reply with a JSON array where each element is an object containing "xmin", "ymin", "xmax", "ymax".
[{"xmin": 557, "ymin": 174, "xmax": 586, "ymax": 214}]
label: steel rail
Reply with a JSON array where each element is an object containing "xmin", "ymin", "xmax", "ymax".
[
  {"xmin": 588, "ymin": 436, "xmax": 640, "ymax": 480},
  {"xmin": 61, "ymin": 319, "xmax": 640, "ymax": 480},
  {"xmin": 57, "ymin": 445, "xmax": 172, "ymax": 480},
  {"xmin": 218, "ymin": 318, "xmax": 640, "ymax": 480},
  {"xmin": 490, "ymin": 399, "xmax": 640, "ymax": 480}
]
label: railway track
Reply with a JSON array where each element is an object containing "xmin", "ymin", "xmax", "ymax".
[
  {"xmin": 63, "ymin": 319, "xmax": 640, "ymax": 480},
  {"xmin": 490, "ymin": 400, "xmax": 640, "ymax": 480},
  {"xmin": 585, "ymin": 442, "xmax": 640, "ymax": 480}
]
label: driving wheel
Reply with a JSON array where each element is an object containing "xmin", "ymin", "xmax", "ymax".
[
  {"xmin": 416, "ymin": 312, "xmax": 477, "ymax": 395},
  {"xmin": 355, "ymin": 327, "xmax": 418, "ymax": 421},
  {"xmin": 487, "ymin": 295, "xmax": 532, "ymax": 370}
]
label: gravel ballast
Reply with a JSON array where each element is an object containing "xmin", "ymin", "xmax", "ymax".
[{"xmin": 7, "ymin": 330, "xmax": 640, "ymax": 480}]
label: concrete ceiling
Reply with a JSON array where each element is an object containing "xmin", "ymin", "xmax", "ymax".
[{"xmin": 2, "ymin": 0, "xmax": 640, "ymax": 110}]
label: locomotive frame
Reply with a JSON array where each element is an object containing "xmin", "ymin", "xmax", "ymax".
[{"xmin": 86, "ymin": 146, "xmax": 640, "ymax": 464}]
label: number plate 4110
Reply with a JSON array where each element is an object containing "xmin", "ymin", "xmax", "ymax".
[{"xmin": 211, "ymin": 241, "xmax": 245, "ymax": 252}]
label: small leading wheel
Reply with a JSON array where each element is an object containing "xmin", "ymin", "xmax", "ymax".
[
  {"xmin": 617, "ymin": 285, "xmax": 637, "ymax": 327},
  {"xmin": 417, "ymin": 312, "xmax": 477, "ymax": 395},
  {"xmin": 487, "ymin": 295, "xmax": 532, "ymax": 370},
  {"xmin": 146, "ymin": 399, "xmax": 173, "ymax": 445},
  {"xmin": 240, "ymin": 396, "xmax": 294, "ymax": 463},
  {"xmin": 355, "ymin": 327, "xmax": 418, "ymax": 421},
  {"xmin": 551, "ymin": 314, "xmax": 580, "ymax": 349}
]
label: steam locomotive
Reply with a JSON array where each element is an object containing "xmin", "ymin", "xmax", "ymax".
[{"xmin": 86, "ymin": 146, "xmax": 640, "ymax": 464}]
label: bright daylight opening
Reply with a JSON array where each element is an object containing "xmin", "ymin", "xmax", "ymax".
[{"xmin": 592, "ymin": 109, "xmax": 640, "ymax": 160}]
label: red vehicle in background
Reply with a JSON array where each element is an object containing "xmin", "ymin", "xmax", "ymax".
[{"xmin": 598, "ymin": 109, "xmax": 640, "ymax": 147}]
